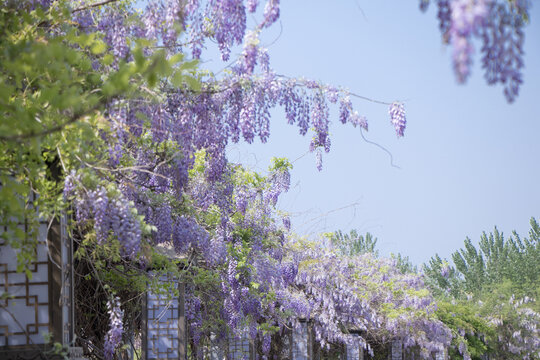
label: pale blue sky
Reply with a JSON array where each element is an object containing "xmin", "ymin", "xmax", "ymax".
[{"xmin": 226, "ymin": 1, "xmax": 540, "ymax": 265}]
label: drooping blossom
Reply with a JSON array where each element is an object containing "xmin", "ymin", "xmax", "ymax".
[{"xmin": 389, "ymin": 102, "xmax": 406, "ymax": 137}]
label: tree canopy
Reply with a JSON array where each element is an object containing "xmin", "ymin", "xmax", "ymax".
[{"xmin": 423, "ymin": 218, "xmax": 540, "ymax": 359}]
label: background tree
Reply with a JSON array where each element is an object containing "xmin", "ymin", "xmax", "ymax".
[
  {"xmin": 424, "ymin": 217, "xmax": 540, "ymax": 300},
  {"xmin": 329, "ymin": 229, "xmax": 378, "ymax": 256},
  {"xmin": 423, "ymin": 218, "xmax": 540, "ymax": 359}
]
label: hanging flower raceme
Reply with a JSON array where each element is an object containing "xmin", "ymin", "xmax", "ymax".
[
  {"xmin": 389, "ymin": 101, "xmax": 406, "ymax": 138},
  {"xmin": 420, "ymin": 0, "xmax": 530, "ymax": 102},
  {"xmin": 64, "ymin": 178, "xmax": 143, "ymax": 259},
  {"xmin": 103, "ymin": 297, "xmax": 124, "ymax": 360}
]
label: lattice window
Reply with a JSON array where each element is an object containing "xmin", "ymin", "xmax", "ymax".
[
  {"xmin": 228, "ymin": 335, "xmax": 253, "ymax": 360},
  {"xmin": 346, "ymin": 335, "xmax": 364, "ymax": 360},
  {"xmin": 144, "ymin": 276, "xmax": 186, "ymax": 360},
  {"xmin": 390, "ymin": 341, "xmax": 403, "ymax": 360},
  {"xmin": 292, "ymin": 322, "xmax": 310, "ymax": 360},
  {"xmin": 280, "ymin": 328, "xmax": 293, "ymax": 360},
  {"xmin": 201, "ymin": 333, "xmax": 226, "ymax": 360},
  {"xmin": 0, "ymin": 222, "xmax": 50, "ymax": 347},
  {"xmin": 434, "ymin": 349, "xmax": 447, "ymax": 360},
  {"xmin": 0, "ymin": 206, "xmax": 73, "ymax": 357},
  {"xmin": 146, "ymin": 285, "xmax": 179, "ymax": 359}
]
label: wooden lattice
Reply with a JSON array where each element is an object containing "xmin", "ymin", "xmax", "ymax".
[
  {"xmin": 143, "ymin": 276, "xmax": 187, "ymax": 360},
  {"xmin": 0, "ymin": 223, "xmax": 50, "ymax": 347},
  {"xmin": 0, "ymin": 195, "xmax": 73, "ymax": 360}
]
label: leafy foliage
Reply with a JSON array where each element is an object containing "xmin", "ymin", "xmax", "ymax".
[
  {"xmin": 425, "ymin": 218, "xmax": 540, "ymax": 301},
  {"xmin": 424, "ymin": 218, "xmax": 540, "ymax": 359},
  {"xmin": 329, "ymin": 229, "xmax": 378, "ymax": 256},
  {"xmin": 434, "ymin": 301, "xmax": 493, "ymax": 360}
]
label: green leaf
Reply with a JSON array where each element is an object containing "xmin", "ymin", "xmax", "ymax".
[
  {"xmin": 179, "ymin": 59, "xmax": 199, "ymax": 71},
  {"xmin": 102, "ymin": 54, "xmax": 114, "ymax": 66},
  {"xmin": 184, "ymin": 75, "xmax": 201, "ymax": 92},
  {"xmin": 169, "ymin": 53, "xmax": 184, "ymax": 65},
  {"xmin": 170, "ymin": 71, "xmax": 184, "ymax": 87},
  {"xmin": 90, "ymin": 40, "xmax": 107, "ymax": 55}
]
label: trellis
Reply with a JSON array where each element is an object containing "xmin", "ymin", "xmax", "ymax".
[{"xmin": 0, "ymin": 211, "xmax": 449, "ymax": 360}]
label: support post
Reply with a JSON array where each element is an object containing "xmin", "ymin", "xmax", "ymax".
[{"xmin": 178, "ymin": 282, "xmax": 186, "ymax": 360}]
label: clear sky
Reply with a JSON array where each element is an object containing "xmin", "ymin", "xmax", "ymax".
[{"xmin": 225, "ymin": 0, "xmax": 540, "ymax": 265}]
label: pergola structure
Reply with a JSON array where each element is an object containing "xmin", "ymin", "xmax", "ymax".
[{"xmin": 0, "ymin": 202, "xmax": 450, "ymax": 360}]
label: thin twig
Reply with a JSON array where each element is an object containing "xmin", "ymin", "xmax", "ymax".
[
  {"xmin": 46, "ymin": 213, "xmax": 63, "ymax": 270},
  {"xmin": 72, "ymin": 0, "xmax": 120, "ymax": 13},
  {"xmin": 265, "ymin": 20, "xmax": 284, "ymax": 48},
  {"xmin": 349, "ymin": 92, "xmax": 391, "ymax": 106},
  {"xmin": 0, "ymin": 302, "xmax": 39, "ymax": 347},
  {"xmin": 359, "ymin": 129, "xmax": 401, "ymax": 169},
  {"xmin": 305, "ymin": 201, "xmax": 361, "ymax": 224}
]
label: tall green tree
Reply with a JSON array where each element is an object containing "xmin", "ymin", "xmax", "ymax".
[
  {"xmin": 424, "ymin": 218, "xmax": 540, "ymax": 300},
  {"xmin": 329, "ymin": 229, "xmax": 378, "ymax": 256},
  {"xmin": 423, "ymin": 218, "xmax": 540, "ymax": 359}
]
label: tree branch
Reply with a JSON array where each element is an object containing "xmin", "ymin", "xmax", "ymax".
[
  {"xmin": 0, "ymin": 101, "xmax": 105, "ymax": 142},
  {"xmin": 72, "ymin": 0, "xmax": 120, "ymax": 13}
]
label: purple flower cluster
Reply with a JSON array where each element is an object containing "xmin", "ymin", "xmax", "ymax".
[
  {"xmin": 280, "ymin": 261, "xmax": 297, "ymax": 285},
  {"xmin": 186, "ymin": 293, "xmax": 204, "ymax": 345},
  {"xmin": 142, "ymin": 2, "xmax": 161, "ymax": 40},
  {"xmin": 264, "ymin": 167, "xmax": 290, "ymax": 206},
  {"xmin": 63, "ymin": 170, "xmax": 79, "ymax": 200},
  {"xmin": 240, "ymin": 30, "xmax": 260, "ymax": 74},
  {"xmin": 103, "ymin": 297, "xmax": 124, "ymax": 360},
  {"xmin": 163, "ymin": 0, "xmax": 182, "ymax": 47},
  {"xmin": 282, "ymin": 216, "xmax": 291, "ymax": 231},
  {"xmin": 98, "ymin": 13, "xmax": 130, "ymax": 61},
  {"xmin": 315, "ymin": 148, "xmax": 323, "ymax": 172},
  {"xmin": 92, "ymin": 187, "xmax": 109, "ymax": 244},
  {"xmin": 448, "ymin": 0, "xmax": 490, "ymax": 83},
  {"xmin": 292, "ymin": 244, "xmax": 452, "ymax": 357},
  {"xmin": 72, "ymin": 185, "xmax": 141, "ymax": 258},
  {"xmin": 422, "ymin": 0, "xmax": 530, "ymax": 101},
  {"xmin": 152, "ymin": 205, "xmax": 172, "ymax": 244},
  {"xmin": 389, "ymin": 102, "xmax": 406, "ymax": 138},
  {"xmin": 261, "ymin": 0, "xmax": 280, "ymax": 28},
  {"xmin": 210, "ymin": 0, "xmax": 247, "ymax": 61},
  {"xmin": 80, "ymin": 0, "xmax": 388, "ymax": 179},
  {"xmin": 247, "ymin": 0, "xmax": 259, "ymax": 13},
  {"xmin": 480, "ymin": 1, "xmax": 528, "ymax": 102},
  {"xmin": 486, "ymin": 295, "xmax": 540, "ymax": 358},
  {"xmin": 172, "ymin": 216, "xmax": 209, "ymax": 254},
  {"xmin": 440, "ymin": 263, "xmax": 451, "ymax": 278}
]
